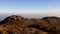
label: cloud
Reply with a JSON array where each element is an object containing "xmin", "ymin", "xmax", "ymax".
[
  {"xmin": 0, "ymin": 8, "xmax": 60, "ymax": 20},
  {"xmin": 0, "ymin": 8, "xmax": 60, "ymax": 17}
]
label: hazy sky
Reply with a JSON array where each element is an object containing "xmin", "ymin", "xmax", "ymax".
[{"xmin": 0, "ymin": 0, "xmax": 60, "ymax": 15}]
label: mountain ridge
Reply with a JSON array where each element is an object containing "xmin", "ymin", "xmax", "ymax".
[{"xmin": 0, "ymin": 15, "xmax": 60, "ymax": 34}]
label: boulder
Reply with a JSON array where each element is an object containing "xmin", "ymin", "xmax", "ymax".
[{"xmin": 3, "ymin": 15, "xmax": 24, "ymax": 21}]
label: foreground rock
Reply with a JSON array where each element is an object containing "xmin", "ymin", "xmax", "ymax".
[
  {"xmin": 0, "ymin": 15, "xmax": 60, "ymax": 34},
  {"xmin": 42, "ymin": 17, "xmax": 60, "ymax": 34}
]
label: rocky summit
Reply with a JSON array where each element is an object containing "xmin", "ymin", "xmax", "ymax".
[{"xmin": 0, "ymin": 15, "xmax": 60, "ymax": 34}]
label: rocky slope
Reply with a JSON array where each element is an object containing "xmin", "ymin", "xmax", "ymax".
[{"xmin": 0, "ymin": 15, "xmax": 60, "ymax": 34}]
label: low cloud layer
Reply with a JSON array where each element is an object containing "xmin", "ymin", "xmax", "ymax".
[{"xmin": 0, "ymin": 8, "xmax": 60, "ymax": 17}]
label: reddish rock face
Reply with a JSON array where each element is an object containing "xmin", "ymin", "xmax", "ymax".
[
  {"xmin": 23, "ymin": 28, "xmax": 49, "ymax": 34},
  {"xmin": 0, "ymin": 15, "xmax": 60, "ymax": 34},
  {"xmin": 40, "ymin": 32, "xmax": 49, "ymax": 34},
  {"xmin": 23, "ymin": 28, "xmax": 37, "ymax": 34},
  {"xmin": 42, "ymin": 17, "xmax": 60, "ymax": 29}
]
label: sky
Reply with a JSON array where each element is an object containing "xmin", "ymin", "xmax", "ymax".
[{"xmin": 0, "ymin": 0, "xmax": 60, "ymax": 16}]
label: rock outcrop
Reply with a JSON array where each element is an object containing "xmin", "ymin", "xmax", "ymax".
[
  {"xmin": 42, "ymin": 17, "xmax": 60, "ymax": 34},
  {"xmin": 4, "ymin": 15, "xmax": 23, "ymax": 21},
  {"xmin": 0, "ymin": 15, "xmax": 60, "ymax": 34}
]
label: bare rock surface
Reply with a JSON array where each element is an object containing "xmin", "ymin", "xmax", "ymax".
[{"xmin": 0, "ymin": 15, "xmax": 60, "ymax": 34}]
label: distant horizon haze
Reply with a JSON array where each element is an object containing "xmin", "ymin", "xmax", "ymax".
[{"xmin": 0, "ymin": 13, "xmax": 60, "ymax": 21}]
